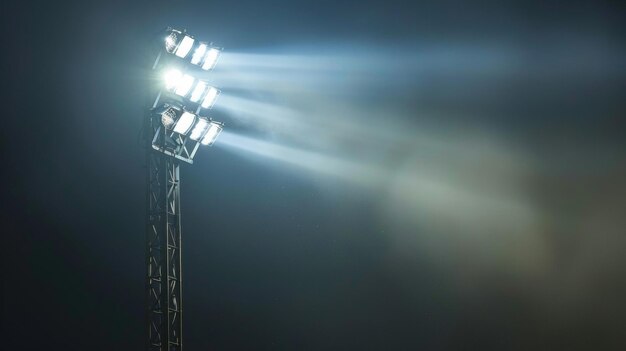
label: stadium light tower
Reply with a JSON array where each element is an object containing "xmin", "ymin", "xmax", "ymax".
[{"xmin": 145, "ymin": 27, "xmax": 223, "ymax": 351}]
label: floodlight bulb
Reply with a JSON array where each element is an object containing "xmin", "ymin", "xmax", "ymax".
[
  {"xmin": 165, "ymin": 32, "xmax": 178, "ymax": 53},
  {"xmin": 164, "ymin": 69, "xmax": 183, "ymax": 90},
  {"xmin": 201, "ymin": 48, "xmax": 221, "ymax": 70},
  {"xmin": 161, "ymin": 107, "xmax": 178, "ymax": 129},
  {"xmin": 189, "ymin": 118, "xmax": 209, "ymax": 141},
  {"xmin": 191, "ymin": 44, "xmax": 207, "ymax": 65},
  {"xmin": 201, "ymin": 86, "xmax": 220, "ymax": 109},
  {"xmin": 201, "ymin": 122, "xmax": 222, "ymax": 145},
  {"xmin": 173, "ymin": 112, "xmax": 196, "ymax": 135},
  {"xmin": 190, "ymin": 81, "xmax": 207, "ymax": 103},
  {"xmin": 175, "ymin": 74, "xmax": 195, "ymax": 96},
  {"xmin": 175, "ymin": 36, "xmax": 194, "ymax": 58}
]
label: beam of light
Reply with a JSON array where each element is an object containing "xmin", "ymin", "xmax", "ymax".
[
  {"xmin": 216, "ymin": 48, "xmax": 515, "ymax": 72},
  {"xmin": 217, "ymin": 131, "xmax": 536, "ymax": 225},
  {"xmin": 217, "ymin": 128, "xmax": 544, "ymax": 277},
  {"xmin": 208, "ymin": 47, "xmax": 521, "ymax": 95},
  {"xmin": 209, "ymin": 41, "xmax": 625, "ymax": 283},
  {"xmin": 215, "ymin": 94, "xmax": 510, "ymax": 169},
  {"xmin": 209, "ymin": 43, "xmax": 625, "ymax": 104},
  {"xmin": 217, "ymin": 131, "xmax": 386, "ymax": 185},
  {"xmin": 214, "ymin": 95, "xmax": 305, "ymax": 135}
]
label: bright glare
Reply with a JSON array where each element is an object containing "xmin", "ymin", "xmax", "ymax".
[
  {"xmin": 173, "ymin": 112, "xmax": 196, "ymax": 135},
  {"xmin": 201, "ymin": 86, "xmax": 220, "ymax": 108},
  {"xmin": 201, "ymin": 48, "xmax": 221, "ymax": 70},
  {"xmin": 190, "ymin": 81, "xmax": 207, "ymax": 102},
  {"xmin": 164, "ymin": 69, "xmax": 183, "ymax": 90},
  {"xmin": 191, "ymin": 44, "xmax": 207, "ymax": 65},
  {"xmin": 190, "ymin": 118, "xmax": 209, "ymax": 141},
  {"xmin": 175, "ymin": 74, "xmax": 195, "ymax": 96},
  {"xmin": 175, "ymin": 36, "xmax": 194, "ymax": 58},
  {"xmin": 201, "ymin": 122, "xmax": 222, "ymax": 145}
]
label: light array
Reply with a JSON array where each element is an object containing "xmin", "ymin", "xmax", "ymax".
[
  {"xmin": 162, "ymin": 68, "xmax": 221, "ymax": 111},
  {"xmin": 164, "ymin": 29, "xmax": 222, "ymax": 71},
  {"xmin": 158, "ymin": 105, "xmax": 223, "ymax": 146},
  {"xmin": 155, "ymin": 28, "xmax": 224, "ymax": 158}
]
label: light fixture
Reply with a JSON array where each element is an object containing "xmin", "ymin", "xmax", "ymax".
[
  {"xmin": 164, "ymin": 30, "xmax": 181, "ymax": 53},
  {"xmin": 173, "ymin": 111, "xmax": 196, "ymax": 135},
  {"xmin": 156, "ymin": 105, "xmax": 222, "ymax": 145},
  {"xmin": 160, "ymin": 105, "xmax": 179, "ymax": 129},
  {"xmin": 201, "ymin": 47, "xmax": 221, "ymax": 71},
  {"xmin": 189, "ymin": 118, "xmax": 209, "ymax": 141},
  {"xmin": 164, "ymin": 30, "xmax": 194, "ymax": 58},
  {"xmin": 175, "ymin": 36, "xmax": 195, "ymax": 58},
  {"xmin": 162, "ymin": 68, "xmax": 220, "ymax": 109},
  {"xmin": 189, "ymin": 81, "xmax": 207, "ymax": 103},
  {"xmin": 201, "ymin": 86, "xmax": 220, "ymax": 109},
  {"xmin": 191, "ymin": 44, "xmax": 207, "ymax": 65},
  {"xmin": 174, "ymin": 74, "xmax": 195, "ymax": 97},
  {"xmin": 164, "ymin": 69, "xmax": 183, "ymax": 90},
  {"xmin": 155, "ymin": 29, "xmax": 224, "ymax": 156},
  {"xmin": 163, "ymin": 29, "xmax": 221, "ymax": 72},
  {"xmin": 201, "ymin": 122, "xmax": 223, "ymax": 145}
]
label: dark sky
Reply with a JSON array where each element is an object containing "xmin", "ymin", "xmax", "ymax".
[{"xmin": 2, "ymin": 0, "xmax": 626, "ymax": 350}]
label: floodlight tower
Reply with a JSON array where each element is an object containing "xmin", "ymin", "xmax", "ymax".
[{"xmin": 145, "ymin": 28, "xmax": 223, "ymax": 351}]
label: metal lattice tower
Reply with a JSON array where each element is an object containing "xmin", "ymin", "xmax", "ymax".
[
  {"xmin": 143, "ymin": 29, "xmax": 224, "ymax": 351},
  {"xmin": 146, "ymin": 105, "xmax": 183, "ymax": 351}
]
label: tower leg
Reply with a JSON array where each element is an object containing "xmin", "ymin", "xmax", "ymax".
[{"xmin": 146, "ymin": 127, "xmax": 183, "ymax": 351}]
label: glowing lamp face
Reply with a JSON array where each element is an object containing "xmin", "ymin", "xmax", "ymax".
[
  {"xmin": 164, "ymin": 69, "xmax": 182, "ymax": 90},
  {"xmin": 201, "ymin": 86, "xmax": 220, "ymax": 109},
  {"xmin": 189, "ymin": 81, "xmax": 207, "ymax": 103},
  {"xmin": 175, "ymin": 36, "xmax": 194, "ymax": 58},
  {"xmin": 173, "ymin": 112, "xmax": 196, "ymax": 135},
  {"xmin": 201, "ymin": 122, "xmax": 222, "ymax": 145},
  {"xmin": 191, "ymin": 44, "xmax": 207, "ymax": 65},
  {"xmin": 175, "ymin": 74, "xmax": 195, "ymax": 96},
  {"xmin": 201, "ymin": 48, "xmax": 221, "ymax": 70},
  {"xmin": 189, "ymin": 118, "xmax": 209, "ymax": 141}
]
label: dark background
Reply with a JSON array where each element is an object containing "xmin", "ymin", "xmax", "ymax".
[{"xmin": 2, "ymin": 0, "xmax": 625, "ymax": 350}]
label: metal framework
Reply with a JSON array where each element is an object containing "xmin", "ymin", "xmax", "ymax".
[
  {"xmin": 146, "ymin": 99, "xmax": 184, "ymax": 351},
  {"xmin": 144, "ymin": 30, "xmax": 223, "ymax": 351}
]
